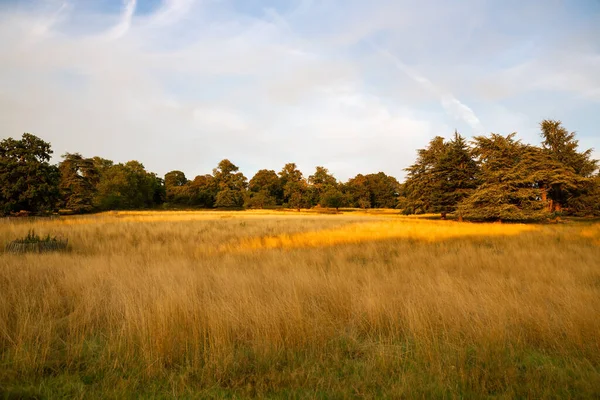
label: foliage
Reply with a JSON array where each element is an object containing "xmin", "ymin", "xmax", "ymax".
[
  {"xmin": 6, "ymin": 229, "xmax": 68, "ymax": 253},
  {"xmin": 164, "ymin": 170, "xmax": 188, "ymax": 203},
  {"xmin": 94, "ymin": 161, "xmax": 164, "ymax": 210},
  {"xmin": 457, "ymin": 134, "xmax": 549, "ymax": 221},
  {"xmin": 0, "ymin": 133, "xmax": 60, "ymax": 216},
  {"xmin": 59, "ymin": 153, "xmax": 99, "ymax": 213},
  {"xmin": 245, "ymin": 190, "xmax": 277, "ymax": 209},
  {"xmin": 188, "ymin": 174, "xmax": 217, "ymax": 208},
  {"xmin": 279, "ymin": 163, "xmax": 311, "ymax": 209},
  {"xmin": 319, "ymin": 187, "xmax": 345, "ymax": 210},
  {"xmin": 248, "ymin": 169, "xmax": 282, "ymax": 205},
  {"xmin": 538, "ymin": 119, "xmax": 598, "ymax": 211},
  {"xmin": 215, "ymin": 188, "xmax": 245, "ymax": 208},
  {"xmin": 403, "ymin": 133, "xmax": 478, "ymax": 217},
  {"xmin": 308, "ymin": 166, "xmax": 338, "ymax": 206}
]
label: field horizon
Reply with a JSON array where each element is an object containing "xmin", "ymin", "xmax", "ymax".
[{"xmin": 1, "ymin": 210, "xmax": 599, "ymax": 398}]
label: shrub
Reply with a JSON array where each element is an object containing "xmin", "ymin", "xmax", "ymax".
[{"xmin": 5, "ymin": 230, "xmax": 68, "ymax": 253}]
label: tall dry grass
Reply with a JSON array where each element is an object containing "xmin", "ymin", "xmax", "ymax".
[{"xmin": 0, "ymin": 211, "xmax": 599, "ymax": 398}]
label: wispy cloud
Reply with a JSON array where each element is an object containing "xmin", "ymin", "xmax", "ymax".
[
  {"xmin": 0, "ymin": 0, "xmax": 598, "ymax": 181},
  {"xmin": 149, "ymin": 0, "xmax": 197, "ymax": 25},
  {"xmin": 372, "ymin": 44, "xmax": 484, "ymax": 133},
  {"xmin": 105, "ymin": 0, "xmax": 137, "ymax": 40}
]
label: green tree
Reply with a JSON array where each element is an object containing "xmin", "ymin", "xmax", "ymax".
[
  {"xmin": 164, "ymin": 170, "xmax": 189, "ymax": 204},
  {"xmin": 244, "ymin": 190, "xmax": 277, "ymax": 209},
  {"xmin": 212, "ymin": 159, "xmax": 247, "ymax": 208},
  {"xmin": 248, "ymin": 169, "xmax": 282, "ymax": 206},
  {"xmin": 215, "ymin": 189, "xmax": 244, "ymax": 208},
  {"xmin": 403, "ymin": 136, "xmax": 448, "ymax": 214},
  {"xmin": 567, "ymin": 175, "xmax": 600, "ymax": 216},
  {"xmin": 320, "ymin": 187, "xmax": 344, "ymax": 211},
  {"xmin": 539, "ymin": 120, "xmax": 598, "ymax": 212},
  {"xmin": 59, "ymin": 153, "xmax": 99, "ymax": 213},
  {"xmin": 431, "ymin": 132, "xmax": 479, "ymax": 219},
  {"xmin": 308, "ymin": 166, "xmax": 338, "ymax": 206},
  {"xmin": 345, "ymin": 174, "xmax": 372, "ymax": 208},
  {"xmin": 0, "ymin": 133, "xmax": 60, "ymax": 215},
  {"xmin": 213, "ymin": 159, "xmax": 247, "ymax": 191},
  {"xmin": 188, "ymin": 174, "xmax": 217, "ymax": 208},
  {"xmin": 457, "ymin": 133, "xmax": 549, "ymax": 221},
  {"xmin": 279, "ymin": 163, "xmax": 309, "ymax": 210},
  {"xmin": 365, "ymin": 172, "xmax": 400, "ymax": 209},
  {"xmin": 94, "ymin": 161, "xmax": 163, "ymax": 210}
]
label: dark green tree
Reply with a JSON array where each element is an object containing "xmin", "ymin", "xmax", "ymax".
[
  {"xmin": 59, "ymin": 153, "xmax": 99, "ymax": 213},
  {"xmin": 215, "ymin": 189, "xmax": 244, "ymax": 208},
  {"xmin": 279, "ymin": 163, "xmax": 310, "ymax": 210},
  {"xmin": 0, "ymin": 133, "xmax": 60, "ymax": 215},
  {"xmin": 213, "ymin": 159, "xmax": 247, "ymax": 191},
  {"xmin": 539, "ymin": 120, "xmax": 598, "ymax": 212},
  {"xmin": 94, "ymin": 161, "xmax": 163, "ymax": 210},
  {"xmin": 320, "ymin": 187, "xmax": 345, "ymax": 211},
  {"xmin": 188, "ymin": 174, "xmax": 217, "ymax": 208},
  {"xmin": 247, "ymin": 169, "xmax": 282, "ymax": 207},
  {"xmin": 308, "ymin": 166, "xmax": 338, "ymax": 206},
  {"xmin": 431, "ymin": 132, "xmax": 479, "ymax": 219},
  {"xmin": 402, "ymin": 136, "xmax": 448, "ymax": 214},
  {"xmin": 212, "ymin": 159, "xmax": 247, "ymax": 208},
  {"xmin": 164, "ymin": 170, "xmax": 189, "ymax": 204},
  {"xmin": 457, "ymin": 133, "xmax": 548, "ymax": 221},
  {"xmin": 344, "ymin": 174, "xmax": 372, "ymax": 208},
  {"xmin": 365, "ymin": 172, "xmax": 400, "ymax": 209}
]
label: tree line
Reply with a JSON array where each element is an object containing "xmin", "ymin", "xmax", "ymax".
[{"xmin": 1, "ymin": 119, "xmax": 598, "ymax": 220}]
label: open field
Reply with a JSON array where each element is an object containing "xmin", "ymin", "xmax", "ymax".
[{"xmin": 1, "ymin": 211, "xmax": 599, "ymax": 399}]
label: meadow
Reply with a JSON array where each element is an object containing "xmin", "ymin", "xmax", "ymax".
[{"xmin": 0, "ymin": 210, "xmax": 599, "ymax": 399}]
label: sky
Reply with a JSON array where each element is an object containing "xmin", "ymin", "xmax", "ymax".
[{"xmin": 0, "ymin": 0, "xmax": 599, "ymax": 181}]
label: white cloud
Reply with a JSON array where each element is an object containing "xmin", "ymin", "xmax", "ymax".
[
  {"xmin": 105, "ymin": 0, "xmax": 137, "ymax": 40},
  {"xmin": 0, "ymin": 0, "xmax": 598, "ymax": 182}
]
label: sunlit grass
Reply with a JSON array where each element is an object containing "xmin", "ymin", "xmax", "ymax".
[
  {"xmin": 0, "ymin": 211, "xmax": 599, "ymax": 398},
  {"xmin": 229, "ymin": 218, "xmax": 538, "ymax": 251}
]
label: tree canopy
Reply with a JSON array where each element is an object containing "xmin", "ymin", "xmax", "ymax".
[
  {"xmin": 0, "ymin": 133, "xmax": 60, "ymax": 215},
  {"xmin": 1, "ymin": 120, "xmax": 597, "ymax": 219}
]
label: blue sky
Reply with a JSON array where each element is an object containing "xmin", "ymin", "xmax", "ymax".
[{"xmin": 0, "ymin": 0, "xmax": 598, "ymax": 181}]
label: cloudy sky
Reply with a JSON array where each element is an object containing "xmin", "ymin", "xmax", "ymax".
[{"xmin": 1, "ymin": 0, "xmax": 599, "ymax": 181}]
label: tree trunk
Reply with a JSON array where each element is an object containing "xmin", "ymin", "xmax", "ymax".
[{"xmin": 441, "ymin": 212, "xmax": 447, "ymax": 220}]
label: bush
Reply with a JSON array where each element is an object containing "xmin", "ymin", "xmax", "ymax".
[{"xmin": 5, "ymin": 230, "xmax": 68, "ymax": 253}]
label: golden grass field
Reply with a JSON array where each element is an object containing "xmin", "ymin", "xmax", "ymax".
[{"xmin": 1, "ymin": 210, "xmax": 599, "ymax": 398}]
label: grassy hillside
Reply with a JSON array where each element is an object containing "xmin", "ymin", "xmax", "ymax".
[{"xmin": 1, "ymin": 211, "xmax": 599, "ymax": 398}]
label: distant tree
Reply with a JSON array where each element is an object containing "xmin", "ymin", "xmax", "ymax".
[
  {"xmin": 279, "ymin": 163, "xmax": 310, "ymax": 210},
  {"xmin": 94, "ymin": 161, "xmax": 163, "ymax": 210},
  {"xmin": 345, "ymin": 174, "xmax": 372, "ymax": 208},
  {"xmin": 457, "ymin": 133, "xmax": 549, "ymax": 221},
  {"xmin": 245, "ymin": 190, "xmax": 277, "ymax": 209},
  {"xmin": 212, "ymin": 159, "xmax": 247, "ymax": 209},
  {"xmin": 92, "ymin": 157, "xmax": 114, "ymax": 174},
  {"xmin": 308, "ymin": 166, "xmax": 338, "ymax": 206},
  {"xmin": 188, "ymin": 174, "xmax": 217, "ymax": 208},
  {"xmin": 59, "ymin": 153, "xmax": 100, "ymax": 213},
  {"xmin": 248, "ymin": 169, "xmax": 282, "ymax": 206},
  {"xmin": 213, "ymin": 159, "xmax": 247, "ymax": 191},
  {"xmin": 402, "ymin": 133, "xmax": 478, "ymax": 218},
  {"xmin": 432, "ymin": 132, "xmax": 479, "ymax": 219},
  {"xmin": 320, "ymin": 187, "xmax": 345, "ymax": 211},
  {"xmin": 215, "ymin": 189, "xmax": 244, "ymax": 208},
  {"xmin": 539, "ymin": 120, "xmax": 598, "ymax": 212},
  {"xmin": 164, "ymin": 170, "xmax": 189, "ymax": 204},
  {"xmin": 540, "ymin": 120, "xmax": 597, "ymax": 177},
  {"xmin": 0, "ymin": 133, "xmax": 60, "ymax": 215},
  {"xmin": 365, "ymin": 172, "xmax": 400, "ymax": 208}
]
